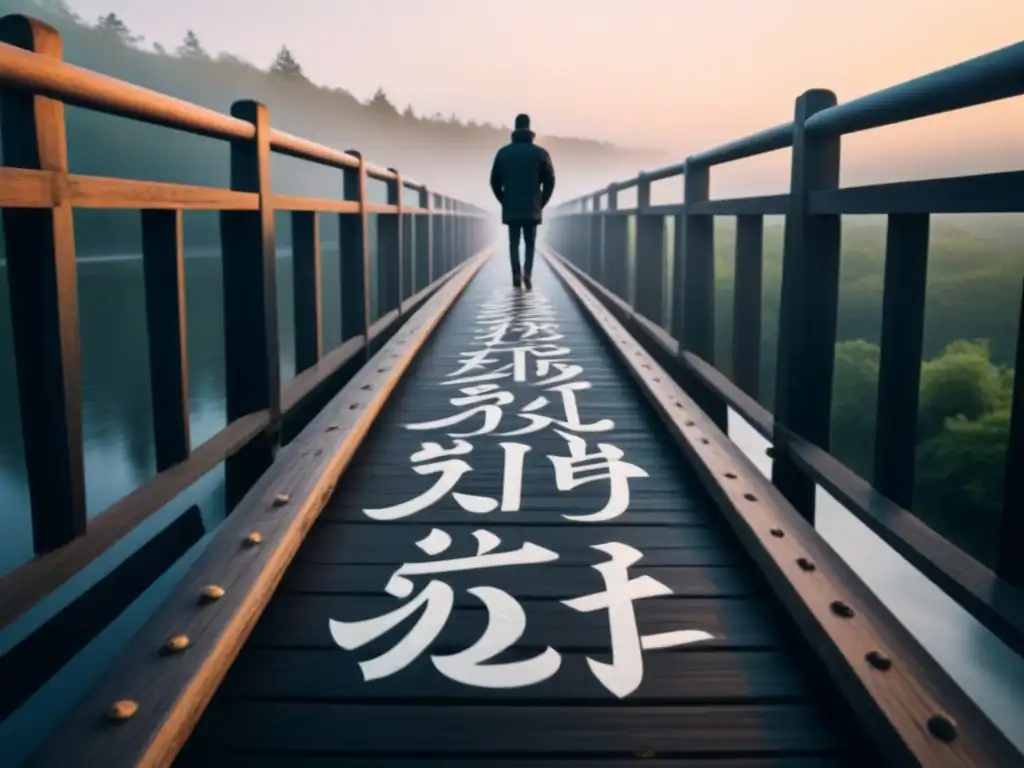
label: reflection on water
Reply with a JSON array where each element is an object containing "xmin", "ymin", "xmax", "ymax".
[{"xmin": 727, "ymin": 411, "xmax": 1024, "ymax": 753}]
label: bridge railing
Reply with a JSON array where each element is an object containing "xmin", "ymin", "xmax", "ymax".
[
  {"xmin": 0, "ymin": 13, "xmax": 493, "ymax": 722},
  {"xmin": 547, "ymin": 41, "xmax": 1024, "ymax": 660}
]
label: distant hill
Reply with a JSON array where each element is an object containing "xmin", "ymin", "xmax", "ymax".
[{"xmin": 0, "ymin": 0, "xmax": 671, "ymax": 253}]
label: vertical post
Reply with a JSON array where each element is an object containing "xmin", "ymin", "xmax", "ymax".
[
  {"xmin": 589, "ymin": 193, "xmax": 603, "ymax": 278},
  {"xmin": 670, "ymin": 173, "xmax": 686, "ymax": 343},
  {"xmin": 732, "ymin": 214, "xmax": 764, "ymax": 400},
  {"xmin": 679, "ymin": 160, "xmax": 727, "ymax": 429},
  {"xmin": 873, "ymin": 213, "xmax": 929, "ymax": 508},
  {"xmin": 604, "ymin": 186, "xmax": 623, "ymax": 292},
  {"xmin": 340, "ymin": 151, "xmax": 370, "ymax": 346},
  {"xmin": 419, "ymin": 187, "xmax": 433, "ymax": 288},
  {"xmin": 291, "ymin": 210, "xmax": 322, "ymax": 374},
  {"xmin": 635, "ymin": 174, "xmax": 666, "ymax": 324},
  {"xmin": 997, "ymin": 277, "xmax": 1024, "ymax": 591},
  {"xmin": 220, "ymin": 99, "xmax": 279, "ymax": 509},
  {"xmin": 378, "ymin": 169, "xmax": 401, "ymax": 319},
  {"xmin": 401, "ymin": 185, "xmax": 415, "ymax": 304},
  {"xmin": 141, "ymin": 209, "xmax": 190, "ymax": 470},
  {"xmin": 0, "ymin": 16, "xmax": 86, "ymax": 551},
  {"xmin": 771, "ymin": 89, "xmax": 841, "ymax": 522},
  {"xmin": 433, "ymin": 195, "xmax": 447, "ymax": 276}
]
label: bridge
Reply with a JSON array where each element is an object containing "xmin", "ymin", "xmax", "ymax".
[{"xmin": 0, "ymin": 11, "xmax": 1023, "ymax": 767}]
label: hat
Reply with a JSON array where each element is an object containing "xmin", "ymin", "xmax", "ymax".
[{"xmin": 514, "ymin": 113, "xmax": 531, "ymax": 130}]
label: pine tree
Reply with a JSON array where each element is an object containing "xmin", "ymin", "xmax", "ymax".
[
  {"xmin": 270, "ymin": 45, "xmax": 304, "ymax": 78},
  {"xmin": 176, "ymin": 29, "xmax": 208, "ymax": 59},
  {"xmin": 367, "ymin": 87, "xmax": 398, "ymax": 116},
  {"xmin": 95, "ymin": 12, "xmax": 143, "ymax": 46}
]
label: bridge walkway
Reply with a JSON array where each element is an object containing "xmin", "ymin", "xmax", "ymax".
[
  {"xmin": 25, "ymin": 251, "xmax": 1022, "ymax": 768},
  {"xmin": 173, "ymin": 255, "xmax": 869, "ymax": 766}
]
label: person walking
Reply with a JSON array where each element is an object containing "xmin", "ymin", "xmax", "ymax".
[{"xmin": 489, "ymin": 113, "xmax": 556, "ymax": 289}]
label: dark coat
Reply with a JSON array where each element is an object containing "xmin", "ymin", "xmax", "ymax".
[{"xmin": 489, "ymin": 129, "xmax": 556, "ymax": 224}]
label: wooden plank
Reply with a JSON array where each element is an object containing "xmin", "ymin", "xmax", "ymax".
[
  {"xmin": 295, "ymin": 523, "xmax": 728, "ymax": 564},
  {"xmin": 247, "ymin": 594, "xmax": 788, "ymax": 650},
  {"xmin": 24, "ymin": 250, "xmax": 491, "ymax": 768},
  {"xmin": 71, "ymin": 175, "xmax": 258, "ymax": 210},
  {"xmin": 279, "ymin": 562, "xmax": 758, "ymax": 597},
  {"xmin": 178, "ymin": 758, "xmax": 846, "ymax": 768},
  {"xmin": 544, "ymin": 248, "xmax": 1024, "ymax": 767},
  {"xmin": 0, "ymin": 165, "xmax": 54, "ymax": 206},
  {"xmin": 181, "ymin": 701, "xmax": 842, "ymax": 755},
  {"xmin": 216, "ymin": 647, "xmax": 812, "ymax": 701},
  {"xmin": 272, "ymin": 194, "xmax": 358, "ymax": 214}
]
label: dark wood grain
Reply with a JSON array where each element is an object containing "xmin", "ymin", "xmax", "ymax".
[
  {"xmin": 178, "ymin": 759, "xmax": 847, "ymax": 768},
  {"xmin": 171, "ymin": 258, "xmax": 873, "ymax": 766},
  {"xmin": 184, "ymin": 701, "xmax": 841, "ymax": 755}
]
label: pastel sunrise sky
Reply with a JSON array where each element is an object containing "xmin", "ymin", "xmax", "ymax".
[{"xmin": 66, "ymin": 0, "xmax": 1024, "ymax": 195}]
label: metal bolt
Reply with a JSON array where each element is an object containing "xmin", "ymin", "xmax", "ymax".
[
  {"xmin": 163, "ymin": 634, "xmax": 190, "ymax": 654},
  {"xmin": 243, "ymin": 531, "xmax": 263, "ymax": 548},
  {"xmin": 927, "ymin": 715, "xmax": 958, "ymax": 742},
  {"xmin": 107, "ymin": 700, "xmax": 138, "ymax": 722},
  {"xmin": 830, "ymin": 600, "xmax": 855, "ymax": 618},
  {"xmin": 348, "ymin": 403, "xmax": 359, "ymax": 410},
  {"xmin": 273, "ymin": 493, "xmax": 289, "ymax": 507},
  {"xmin": 744, "ymin": 493, "xmax": 758, "ymax": 502},
  {"xmin": 199, "ymin": 584, "xmax": 225, "ymax": 603},
  {"xmin": 770, "ymin": 528, "xmax": 784, "ymax": 538},
  {"xmin": 724, "ymin": 472, "xmax": 737, "ymax": 479},
  {"xmin": 325, "ymin": 425, "xmax": 338, "ymax": 432},
  {"xmin": 684, "ymin": 420, "xmax": 695, "ymax": 427},
  {"xmin": 796, "ymin": 557, "xmax": 816, "ymax": 572},
  {"xmin": 865, "ymin": 650, "xmax": 892, "ymax": 671},
  {"xmin": 700, "ymin": 437, "xmax": 709, "ymax": 444}
]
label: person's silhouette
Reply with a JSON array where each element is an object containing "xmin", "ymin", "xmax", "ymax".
[{"xmin": 489, "ymin": 114, "xmax": 556, "ymax": 289}]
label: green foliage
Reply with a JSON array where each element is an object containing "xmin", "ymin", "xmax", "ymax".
[{"xmin": 269, "ymin": 45, "xmax": 304, "ymax": 79}]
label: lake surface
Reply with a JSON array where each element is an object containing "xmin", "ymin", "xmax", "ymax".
[{"xmin": 0, "ymin": 244, "xmax": 1021, "ymax": 761}]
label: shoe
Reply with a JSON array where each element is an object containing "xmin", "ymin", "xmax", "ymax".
[
  {"xmin": 512, "ymin": 273, "xmax": 522, "ymax": 289},
  {"xmin": 523, "ymin": 274, "xmax": 532, "ymax": 290}
]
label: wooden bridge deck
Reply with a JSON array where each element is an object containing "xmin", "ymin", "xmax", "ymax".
[
  {"xmin": 173, "ymin": 257, "xmax": 871, "ymax": 766},
  {"xmin": 24, "ymin": 251, "xmax": 1024, "ymax": 768}
]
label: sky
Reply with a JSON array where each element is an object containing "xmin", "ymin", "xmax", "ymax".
[{"xmin": 64, "ymin": 0, "xmax": 1024, "ymax": 196}]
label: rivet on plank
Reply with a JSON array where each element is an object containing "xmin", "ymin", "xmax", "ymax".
[
  {"xmin": 273, "ymin": 493, "xmax": 290, "ymax": 507},
  {"xmin": 927, "ymin": 715, "xmax": 958, "ymax": 742},
  {"xmin": 865, "ymin": 650, "xmax": 892, "ymax": 671},
  {"xmin": 685, "ymin": 420, "xmax": 695, "ymax": 427},
  {"xmin": 700, "ymin": 437, "xmax": 709, "ymax": 444},
  {"xmin": 743, "ymin": 493, "xmax": 758, "ymax": 502},
  {"xmin": 770, "ymin": 528, "xmax": 784, "ymax": 538},
  {"xmin": 830, "ymin": 600, "xmax": 855, "ymax": 618},
  {"xmin": 163, "ymin": 634, "xmax": 190, "ymax": 654},
  {"xmin": 724, "ymin": 472, "xmax": 737, "ymax": 479},
  {"xmin": 796, "ymin": 557, "xmax": 817, "ymax": 572},
  {"xmin": 348, "ymin": 403, "xmax": 360, "ymax": 410},
  {"xmin": 243, "ymin": 531, "xmax": 263, "ymax": 548},
  {"xmin": 107, "ymin": 700, "xmax": 138, "ymax": 722},
  {"xmin": 199, "ymin": 585, "xmax": 225, "ymax": 603}
]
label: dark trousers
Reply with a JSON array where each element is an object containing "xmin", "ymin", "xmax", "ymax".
[{"xmin": 507, "ymin": 222, "xmax": 537, "ymax": 277}]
